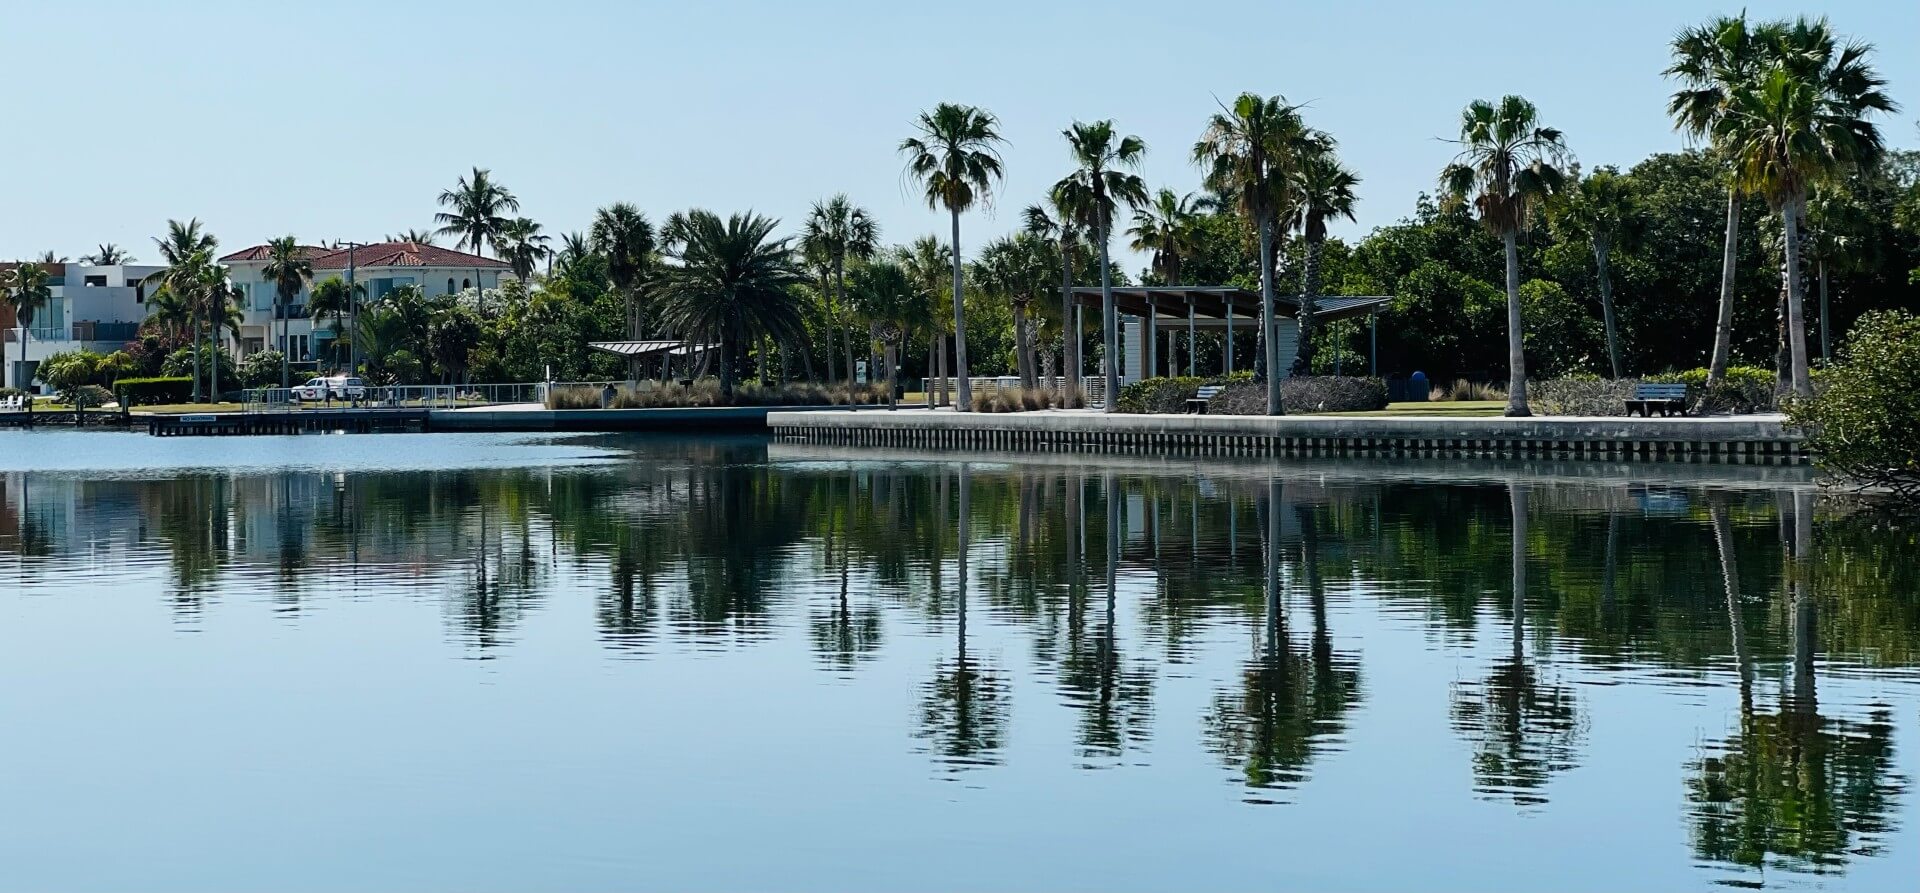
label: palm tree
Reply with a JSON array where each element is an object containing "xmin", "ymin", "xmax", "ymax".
[
  {"xmin": 496, "ymin": 217, "xmax": 551, "ymax": 287},
  {"xmin": 33, "ymin": 251, "xmax": 66, "ymax": 264},
  {"xmin": 590, "ymin": 203, "xmax": 656, "ymax": 343},
  {"xmin": 260, "ymin": 235, "xmax": 314, "ymax": 388},
  {"xmin": 849, "ymin": 259, "xmax": 919, "ymax": 408},
  {"xmin": 800, "ymin": 196, "xmax": 880, "ymax": 399},
  {"xmin": 1439, "ymin": 96, "xmax": 1571, "ymax": 417},
  {"xmin": 1548, "ymin": 167, "xmax": 1640, "ymax": 378},
  {"xmin": 1287, "ymin": 151, "xmax": 1360, "ymax": 375},
  {"xmin": 434, "ymin": 167, "xmax": 519, "ymax": 256},
  {"xmin": 973, "ymin": 234, "xmax": 1053, "ymax": 388},
  {"xmin": 1128, "ymin": 189, "xmax": 1198, "ymax": 375},
  {"xmin": 147, "ymin": 219, "xmax": 218, "ymax": 401},
  {"xmin": 654, "ymin": 210, "xmax": 805, "ymax": 400},
  {"xmin": 900, "ymin": 236, "xmax": 953, "ymax": 404},
  {"xmin": 199, "ymin": 265, "xmax": 243, "ymax": 398},
  {"xmin": 79, "ymin": 243, "xmax": 133, "ymax": 265},
  {"xmin": 1195, "ymin": 93, "xmax": 1322, "ymax": 414},
  {"xmin": 1053, "ymin": 120, "xmax": 1148, "ymax": 413},
  {"xmin": 901, "ymin": 103, "xmax": 1006, "ymax": 412},
  {"xmin": 1667, "ymin": 14, "xmax": 1770, "ymax": 388},
  {"xmin": 1717, "ymin": 19, "xmax": 1896, "ymax": 399},
  {"xmin": 3, "ymin": 262, "xmax": 54, "ymax": 392},
  {"xmin": 1024, "ymin": 197, "xmax": 1083, "ymax": 395},
  {"xmin": 386, "ymin": 228, "xmax": 438, "ymax": 245},
  {"xmin": 308, "ymin": 276, "xmax": 366, "ymax": 369}
]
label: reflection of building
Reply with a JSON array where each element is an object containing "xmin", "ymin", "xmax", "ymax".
[
  {"xmin": 220, "ymin": 241, "xmax": 512, "ymax": 361},
  {"xmin": 2, "ymin": 262, "xmax": 165, "ymax": 391}
]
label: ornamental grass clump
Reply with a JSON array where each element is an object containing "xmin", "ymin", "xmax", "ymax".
[{"xmin": 1787, "ymin": 310, "xmax": 1920, "ymax": 499}]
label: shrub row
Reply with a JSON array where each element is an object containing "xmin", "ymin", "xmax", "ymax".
[
  {"xmin": 546, "ymin": 379, "xmax": 895, "ymax": 410},
  {"xmin": 114, "ymin": 376, "xmax": 194, "ymax": 407},
  {"xmin": 1527, "ymin": 367, "xmax": 1779, "ymax": 416},
  {"xmin": 1118, "ymin": 375, "xmax": 1389, "ymax": 415}
]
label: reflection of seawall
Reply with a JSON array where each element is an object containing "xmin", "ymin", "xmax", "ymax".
[
  {"xmin": 766, "ymin": 441, "xmax": 1818, "ymax": 491},
  {"xmin": 769, "ymin": 409, "xmax": 1806, "ymax": 465}
]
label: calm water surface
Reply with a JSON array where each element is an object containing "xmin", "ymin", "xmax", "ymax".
[{"xmin": 2, "ymin": 431, "xmax": 1917, "ymax": 892}]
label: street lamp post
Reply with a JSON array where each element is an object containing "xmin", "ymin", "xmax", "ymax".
[{"xmin": 338, "ymin": 240, "xmax": 364, "ymax": 375}]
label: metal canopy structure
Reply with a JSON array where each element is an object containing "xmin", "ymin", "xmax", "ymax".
[
  {"xmin": 1068, "ymin": 287, "xmax": 1390, "ymax": 324},
  {"xmin": 588, "ymin": 340, "xmax": 714, "ymax": 358}
]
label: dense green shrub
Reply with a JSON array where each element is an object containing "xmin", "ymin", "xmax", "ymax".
[
  {"xmin": 1208, "ymin": 380, "xmax": 1271, "ymax": 415},
  {"xmin": 1787, "ymin": 310, "xmax": 1920, "ymax": 498},
  {"xmin": 546, "ymin": 379, "xmax": 894, "ymax": 410},
  {"xmin": 161, "ymin": 345, "xmax": 236, "ymax": 387},
  {"xmin": 114, "ymin": 376, "xmax": 195, "ymax": 406},
  {"xmin": 239, "ymin": 350, "xmax": 286, "ymax": 389},
  {"xmin": 1116, "ymin": 376, "xmax": 1206, "ymax": 413},
  {"xmin": 37, "ymin": 349, "xmax": 135, "ymax": 403},
  {"xmin": 1645, "ymin": 366, "xmax": 1777, "ymax": 414},
  {"xmin": 70, "ymin": 384, "xmax": 115, "ymax": 410},
  {"xmin": 1280, "ymin": 376, "xmax": 1389, "ymax": 413},
  {"xmin": 1529, "ymin": 376, "xmax": 1634, "ymax": 416},
  {"xmin": 976, "ymin": 387, "xmax": 1070, "ymax": 412}
]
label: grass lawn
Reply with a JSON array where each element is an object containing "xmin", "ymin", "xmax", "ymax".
[
  {"xmin": 129, "ymin": 402, "xmax": 247, "ymax": 415},
  {"xmin": 1304, "ymin": 400, "xmax": 1507, "ymax": 418}
]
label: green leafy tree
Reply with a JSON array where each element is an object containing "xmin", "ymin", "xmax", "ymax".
[
  {"xmin": 1440, "ymin": 95, "xmax": 1571, "ymax": 416},
  {"xmin": 496, "ymin": 217, "xmax": 550, "ymax": 285},
  {"xmin": 1287, "ymin": 151, "xmax": 1361, "ymax": 374},
  {"xmin": 1054, "ymin": 120, "xmax": 1148, "ymax": 412},
  {"xmin": 145, "ymin": 220, "xmax": 218, "ymax": 401},
  {"xmin": 260, "ymin": 235, "xmax": 313, "ymax": 388},
  {"xmin": 589, "ymin": 203, "xmax": 656, "ymax": 341},
  {"xmin": 800, "ymin": 196, "xmax": 880, "ymax": 395},
  {"xmin": 901, "ymin": 103, "xmax": 1006, "ymax": 412},
  {"xmin": 1716, "ymin": 18, "xmax": 1897, "ymax": 398},
  {"xmin": 900, "ymin": 236, "xmax": 954, "ymax": 403},
  {"xmin": 3, "ymin": 261, "xmax": 54, "ymax": 390},
  {"xmin": 1023, "ymin": 196, "xmax": 1084, "ymax": 393},
  {"xmin": 307, "ymin": 276, "xmax": 366, "ymax": 369},
  {"xmin": 1787, "ymin": 309, "xmax": 1920, "ymax": 497},
  {"xmin": 972, "ymin": 233, "xmax": 1054, "ymax": 387},
  {"xmin": 655, "ymin": 210, "xmax": 805, "ymax": 399},
  {"xmin": 434, "ymin": 166, "xmax": 519, "ymax": 256}
]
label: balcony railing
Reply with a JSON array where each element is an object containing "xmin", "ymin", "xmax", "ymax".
[
  {"xmin": 3, "ymin": 322, "xmax": 144, "ymax": 344},
  {"xmin": 273, "ymin": 305, "xmax": 311, "ymax": 320}
]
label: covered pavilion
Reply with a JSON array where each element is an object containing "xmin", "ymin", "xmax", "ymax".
[{"xmin": 1067, "ymin": 287, "xmax": 1392, "ymax": 380}]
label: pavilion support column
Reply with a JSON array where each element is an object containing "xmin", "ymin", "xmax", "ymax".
[
  {"xmin": 1188, "ymin": 306, "xmax": 1197, "ymax": 378},
  {"xmin": 1145, "ymin": 301, "xmax": 1158, "ymax": 380},
  {"xmin": 1225, "ymin": 305, "xmax": 1235, "ymax": 375}
]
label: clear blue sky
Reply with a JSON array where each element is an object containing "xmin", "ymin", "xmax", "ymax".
[{"xmin": 7, "ymin": 0, "xmax": 1916, "ymax": 272}]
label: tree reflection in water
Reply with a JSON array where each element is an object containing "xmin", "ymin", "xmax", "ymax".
[
  {"xmin": 914, "ymin": 464, "xmax": 1009, "ymax": 771},
  {"xmin": 1204, "ymin": 478, "xmax": 1362, "ymax": 803},
  {"xmin": 1688, "ymin": 493, "xmax": 1907, "ymax": 879},
  {"xmin": 1449, "ymin": 484, "xmax": 1585, "ymax": 805}
]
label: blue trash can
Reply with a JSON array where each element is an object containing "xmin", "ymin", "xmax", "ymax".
[{"xmin": 1410, "ymin": 371, "xmax": 1428, "ymax": 402}]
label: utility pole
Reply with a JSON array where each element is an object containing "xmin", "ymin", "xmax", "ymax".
[{"xmin": 338, "ymin": 240, "xmax": 365, "ymax": 375}]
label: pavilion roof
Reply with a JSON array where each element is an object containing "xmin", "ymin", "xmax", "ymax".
[{"xmin": 1068, "ymin": 287, "xmax": 1390, "ymax": 322}]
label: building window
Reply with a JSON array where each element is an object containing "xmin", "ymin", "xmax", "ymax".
[
  {"xmin": 461, "ymin": 278, "xmax": 471, "ymax": 290},
  {"xmin": 84, "ymin": 275, "xmax": 107, "ymax": 287},
  {"xmin": 447, "ymin": 278, "xmax": 455, "ymax": 294}
]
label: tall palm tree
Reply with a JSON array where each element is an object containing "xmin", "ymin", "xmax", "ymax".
[
  {"xmin": 1667, "ymin": 14, "xmax": 1770, "ymax": 388},
  {"xmin": 33, "ymin": 251, "xmax": 66, "ymax": 264},
  {"xmin": 199, "ymin": 265, "xmax": 243, "ymax": 398},
  {"xmin": 1127, "ymin": 189, "xmax": 1198, "ymax": 376},
  {"xmin": 1548, "ymin": 167, "xmax": 1640, "ymax": 378},
  {"xmin": 260, "ymin": 235, "xmax": 314, "ymax": 388},
  {"xmin": 3, "ymin": 262, "xmax": 54, "ymax": 392},
  {"xmin": 386, "ymin": 228, "xmax": 438, "ymax": 245},
  {"xmin": 147, "ymin": 219, "xmax": 218, "ymax": 401},
  {"xmin": 973, "ymin": 234, "xmax": 1052, "ymax": 388},
  {"xmin": 79, "ymin": 243, "xmax": 133, "ymax": 265},
  {"xmin": 1053, "ymin": 120, "xmax": 1148, "ymax": 413},
  {"xmin": 655, "ymin": 210, "xmax": 805, "ymax": 400},
  {"xmin": 590, "ymin": 203, "xmax": 656, "ymax": 342},
  {"xmin": 1195, "ymin": 93, "xmax": 1321, "ymax": 414},
  {"xmin": 1024, "ymin": 197, "xmax": 1083, "ymax": 395},
  {"xmin": 800, "ymin": 196, "xmax": 880, "ymax": 399},
  {"xmin": 1287, "ymin": 151, "xmax": 1360, "ymax": 375},
  {"xmin": 1717, "ymin": 19, "xmax": 1896, "ymax": 398},
  {"xmin": 1440, "ymin": 95, "xmax": 1571, "ymax": 417},
  {"xmin": 901, "ymin": 103, "xmax": 1005, "ymax": 412},
  {"xmin": 434, "ymin": 167, "xmax": 519, "ymax": 256},
  {"xmin": 496, "ymin": 218, "xmax": 551, "ymax": 287},
  {"xmin": 308, "ymin": 276, "xmax": 366, "ymax": 369},
  {"xmin": 900, "ymin": 236, "xmax": 953, "ymax": 404}
]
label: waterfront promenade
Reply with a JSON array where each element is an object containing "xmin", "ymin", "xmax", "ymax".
[{"xmin": 768, "ymin": 407, "xmax": 1806, "ymax": 463}]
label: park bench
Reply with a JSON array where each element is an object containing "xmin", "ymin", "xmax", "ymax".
[
  {"xmin": 1626, "ymin": 382, "xmax": 1689, "ymax": 417},
  {"xmin": 1186, "ymin": 384, "xmax": 1226, "ymax": 414}
]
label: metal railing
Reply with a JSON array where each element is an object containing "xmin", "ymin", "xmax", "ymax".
[
  {"xmin": 242, "ymin": 382, "xmax": 547, "ymax": 413},
  {"xmin": 4, "ymin": 327, "xmax": 77, "ymax": 343}
]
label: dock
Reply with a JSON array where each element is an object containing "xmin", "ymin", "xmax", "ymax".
[
  {"xmin": 767, "ymin": 408, "xmax": 1809, "ymax": 464},
  {"xmin": 145, "ymin": 409, "xmax": 430, "ymax": 436}
]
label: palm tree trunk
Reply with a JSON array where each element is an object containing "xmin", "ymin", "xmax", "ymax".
[
  {"xmin": 950, "ymin": 209, "xmax": 971, "ymax": 412},
  {"xmin": 192, "ymin": 310, "xmax": 204, "ymax": 403},
  {"xmin": 1060, "ymin": 249, "xmax": 1077, "ymax": 397},
  {"xmin": 1293, "ymin": 235, "xmax": 1323, "ymax": 376},
  {"xmin": 1502, "ymin": 227, "xmax": 1530, "ymax": 416},
  {"xmin": 1595, "ymin": 237, "xmax": 1622, "ymax": 379},
  {"xmin": 279, "ymin": 298, "xmax": 290, "ymax": 389},
  {"xmin": 210, "ymin": 326, "xmax": 221, "ymax": 401},
  {"xmin": 718, "ymin": 329, "xmax": 735, "ymax": 400},
  {"xmin": 926, "ymin": 338, "xmax": 937, "ymax": 406},
  {"xmin": 1707, "ymin": 189, "xmax": 1741, "ymax": 387},
  {"xmin": 1099, "ymin": 219, "xmax": 1118, "ymax": 414},
  {"xmin": 1783, "ymin": 198, "xmax": 1812, "ymax": 398},
  {"xmin": 1012, "ymin": 303, "xmax": 1031, "ymax": 388},
  {"xmin": 837, "ymin": 260, "xmax": 854, "ymax": 404},
  {"xmin": 1258, "ymin": 218, "xmax": 1280, "ymax": 415},
  {"xmin": 1817, "ymin": 259, "xmax": 1830, "ymax": 363},
  {"xmin": 886, "ymin": 342, "xmax": 899, "ymax": 410}
]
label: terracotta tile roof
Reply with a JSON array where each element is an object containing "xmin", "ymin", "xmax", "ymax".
[
  {"xmin": 311, "ymin": 241, "xmax": 511, "ymax": 271},
  {"xmin": 219, "ymin": 244, "xmax": 331, "ymax": 263},
  {"xmin": 0, "ymin": 261, "xmax": 68, "ymax": 275}
]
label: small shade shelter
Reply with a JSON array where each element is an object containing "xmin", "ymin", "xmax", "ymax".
[
  {"xmin": 588, "ymin": 340, "xmax": 716, "ymax": 379},
  {"xmin": 1068, "ymin": 287, "xmax": 1392, "ymax": 379}
]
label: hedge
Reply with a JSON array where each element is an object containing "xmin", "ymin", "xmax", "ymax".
[{"xmin": 114, "ymin": 376, "xmax": 194, "ymax": 407}]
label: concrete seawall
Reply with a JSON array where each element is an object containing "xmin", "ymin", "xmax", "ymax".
[{"xmin": 767, "ymin": 409, "xmax": 1807, "ymax": 464}]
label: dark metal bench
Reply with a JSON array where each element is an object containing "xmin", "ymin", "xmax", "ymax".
[
  {"xmin": 1626, "ymin": 382, "xmax": 1689, "ymax": 417},
  {"xmin": 1185, "ymin": 384, "xmax": 1225, "ymax": 414}
]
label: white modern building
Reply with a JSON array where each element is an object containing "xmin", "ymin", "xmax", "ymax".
[
  {"xmin": 2, "ymin": 262, "xmax": 166, "ymax": 391},
  {"xmin": 220, "ymin": 240, "xmax": 513, "ymax": 362}
]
